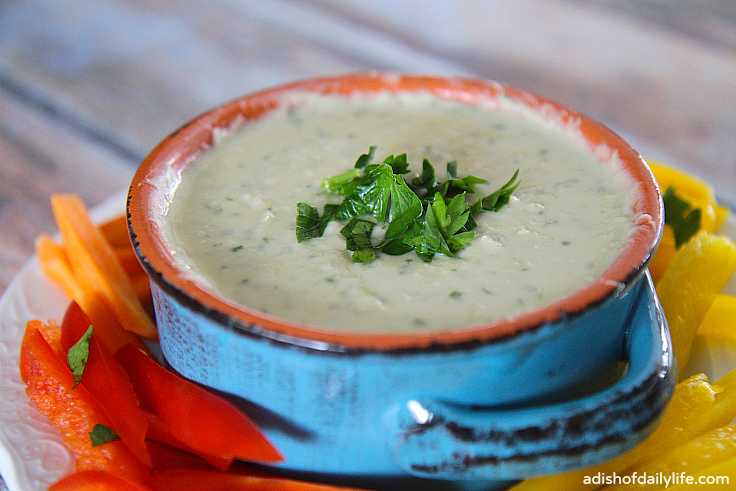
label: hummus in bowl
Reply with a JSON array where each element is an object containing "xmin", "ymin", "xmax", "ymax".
[
  {"xmin": 164, "ymin": 89, "xmax": 637, "ymax": 336},
  {"xmin": 128, "ymin": 73, "xmax": 671, "ymax": 486}
]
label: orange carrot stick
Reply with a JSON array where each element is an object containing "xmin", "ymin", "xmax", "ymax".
[
  {"xmin": 50, "ymin": 194, "xmax": 157, "ymax": 340},
  {"xmin": 100, "ymin": 215, "xmax": 133, "ymax": 250},
  {"xmin": 114, "ymin": 247, "xmax": 146, "ymax": 278},
  {"xmin": 36, "ymin": 235, "xmax": 147, "ymax": 354}
]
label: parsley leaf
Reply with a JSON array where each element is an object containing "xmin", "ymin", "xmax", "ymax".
[
  {"xmin": 410, "ymin": 159, "xmax": 436, "ymax": 193},
  {"xmin": 443, "ymin": 161, "xmax": 487, "ymax": 198},
  {"xmin": 68, "ymin": 325, "xmax": 94, "ymax": 389},
  {"xmin": 354, "ymin": 145, "xmax": 376, "ymax": 169},
  {"xmin": 336, "ymin": 162, "xmax": 422, "ymax": 230},
  {"xmin": 383, "ymin": 153, "xmax": 410, "ymax": 175},
  {"xmin": 322, "ymin": 146, "xmax": 378, "ymax": 194},
  {"xmin": 410, "ymin": 160, "xmax": 487, "ymax": 200},
  {"xmin": 295, "ymin": 203, "xmax": 338, "ymax": 242},
  {"xmin": 350, "ymin": 248, "xmax": 376, "ymax": 264},
  {"xmin": 89, "ymin": 423, "xmax": 120, "ymax": 446},
  {"xmin": 478, "ymin": 168, "xmax": 521, "ymax": 212},
  {"xmin": 663, "ymin": 187, "xmax": 702, "ymax": 248},
  {"xmin": 296, "ymin": 148, "xmax": 519, "ymax": 263},
  {"xmin": 340, "ymin": 218, "xmax": 375, "ymax": 252},
  {"xmin": 416, "ymin": 192, "xmax": 475, "ymax": 260},
  {"xmin": 467, "ymin": 168, "xmax": 521, "ymax": 229},
  {"xmin": 321, "ymin": 169, "xmax": 361, "ymax": 195}
]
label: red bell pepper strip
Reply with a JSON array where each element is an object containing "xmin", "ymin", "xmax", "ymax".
[
  {"xmin": 60, "ymin": 302, "xmax": 152, "ymax": 467},
  {"xmin": 60, "ymin": 300, "xmax": 96, "ymax": 352},
  {"xmin": 85, "ymin": 337, "xmax": 152, "ymax": 467},
  {"xmin": 153, "ymin": 469, "xmax": 375, "ymax": 491},
  {"xmin": 28, "ymin": 318, "xmax": 64, "ymax": 360},
  {"xmin": 146, "ymin": 439, "xmax": 219, "ymax": 472},
  {"xmin": 114, "ymin": 343, "xmax": 283, "ymax": 465},
  {"xmin": 61, "ymin": 299, "xmax": 148, "ymax": 355},
  {"xmin": 144, "ymin": 411, "xmax": 233, "ymax": 471},
  {"xmin": 90, "ymin": 334, "xmax": 152, "ymax": 468},
  {"xmin": 19, "ymin": 324, "xmax": 153, "ymax": 487},
  {"xmin": 50, "ymin": 470, "xmax": 154, "ymax": 491}
]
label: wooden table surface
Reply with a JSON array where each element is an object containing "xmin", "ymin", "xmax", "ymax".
[{"xmin": 1, "ymin": 0, "xmax": 735, "ymax": 488}]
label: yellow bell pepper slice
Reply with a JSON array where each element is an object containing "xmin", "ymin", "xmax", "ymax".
[
  {"xmin": 509, "ymin": 374, "xmax": 720, "ymax": 491},
  {"xmin": 653, "ymin": 456, "xmax": 736, "ymax": 490},
  {"xmin": 648, "ymin": 226, "xmax": 676, "ymax": 284},
  {"xmin": 599, "ymin": 366, "xmax": 736, "ymax": 490},
  {"xmin": 656, "ymin": 231, "xmax": 736, "ymax": 379},
  {"xmin": 598, "ymin": 425, "xmax": 736, "ymax": 490},
  {"xmin": 513, "ymin": 366, "xmax": 736, "ymax": 491},
  {"xmin": 646, "ymin": 160, "xmax": 730, "ymax": 279},
  {"xmin": 714, "ymin": 204, "xmax": 730, "ymax": 231},
  {"xmin": 647, "ymin": 160, "xmax": 716, "ymax": 205},
  {"xmin": 698, "ymin": 295, "xmax": 736, "ymax": 340},
  {"xmin": 648, "ymin": 159, "xmax": 730, "ymax": 233}
]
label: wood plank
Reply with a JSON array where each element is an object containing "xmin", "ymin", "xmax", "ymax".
[
  {"xmin": 0, "ymin": 88, "xmax": 133, "ymax": 292},
  {"xmin": 294, "ymin": 0, "xmax": 736, "ymax": 208},
  {"xmin": 2, "ymin": 0, "xmax": 734, "ymax": 208},
  {"xmin": 565, "ymin": 0, "xmax": 736, "ymax": 52},
  {"xmin": 0, "ymin": 1, "xmax": 734, "ymax": 489},
  {"xmin": 0, "ymin": 0, "xmax": 367, "ymax": 157},
  {"xmin": 1, "ymin": 0, "xmax": 734, "ymax": 241}
]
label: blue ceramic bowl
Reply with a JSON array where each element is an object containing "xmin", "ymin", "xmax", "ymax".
[{"xmin": 128, "ymin": 74, "xmax": 673, "ymax": 490}]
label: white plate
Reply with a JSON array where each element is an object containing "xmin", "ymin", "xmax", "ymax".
[
  {"xmin": 0, "ymin": 191, "xmax": 126, "ymax": 491},
  {"xmin": 0, "ymin": 192, "xmax": 734, "ymax": 490}
]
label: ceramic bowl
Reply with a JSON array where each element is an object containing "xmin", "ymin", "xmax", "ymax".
[{"xmin": 127, "ymin": 73, "xmax": 673, "ymax": 490}]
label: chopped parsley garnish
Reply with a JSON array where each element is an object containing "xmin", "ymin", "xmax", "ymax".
[
  {"xmin": 296, "ymin": 148, "xmax": 520, "ymax": 263},
  {"xmin": 68, "ymin": 325, "xmax": 94, "ymax": 389},
  {"xmin": 295, "ymin": 202, "xmax": 338, "ymax": 242},
  {"xmin": 89, "ymin": 423, "xmax": 120, "ymax": 446},
  {"xmin": 663, "ymin": 186, "xmax": 702, "ymax": 248}
]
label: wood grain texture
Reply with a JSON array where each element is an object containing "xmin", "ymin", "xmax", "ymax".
[
  {"xmin": 297, "ymin": 0, "xmax": 736, "ymax": 209},
  {"xmin": 1, "ymin": 0, "xmax": 734, "ymax": 298},
  {"xmin": 567, "ymin": 0, "xmax": 736, "ymax": 52},
  {"xmin": 0, "ymin": 88, "xmax": 133, "ymax": 291},
  {"xmin": 0, "ymin": 0, "xmax": 367, "ymax": 295},
  {"xmin": 0, "ymin": 3, "xmax": 735, "ymax": 485},
  {"xmin": 0, "ymin": 0, "xmax": 366, "ymax": 156}
]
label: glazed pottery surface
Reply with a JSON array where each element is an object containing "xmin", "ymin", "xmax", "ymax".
[{"xmin": 128, "ymin": 74, "xmax": 673, "ymax": 489}]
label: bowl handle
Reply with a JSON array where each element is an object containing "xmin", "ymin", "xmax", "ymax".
[{"xmin": 388, "ymin": 272, "xmax": 676, "ymax": 480}]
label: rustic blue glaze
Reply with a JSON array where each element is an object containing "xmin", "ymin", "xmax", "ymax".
[{"xmin": 150, "ymin": 270, "xmax": 674, "ymax": 490}]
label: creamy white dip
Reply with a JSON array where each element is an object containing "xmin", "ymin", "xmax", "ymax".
[{"xmin": 164, "ymin": 92, "xmax": 635, "ymax": 334}]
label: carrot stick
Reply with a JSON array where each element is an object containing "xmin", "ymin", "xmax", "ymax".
[
  {"xmin": 115, "ymin": 248, "xmax": 147, "ymax": 279},
  {"xmin": 50, "ymin": 195, "xmax": 157, "ymax": 340},
  {"xmin": 128, "ymin": 273, "xmax": 153, "ymax": 312},
  {"xmin": 36, "ymin": 235, "xmax": 147, "ymax": 354},
  {"xmin": 36, "ymin": 234, "xmax": 86, "ymax": 299},
  {"xmin": 100, "ymin": 215, "xmax": 133, "ymax": 250}
]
